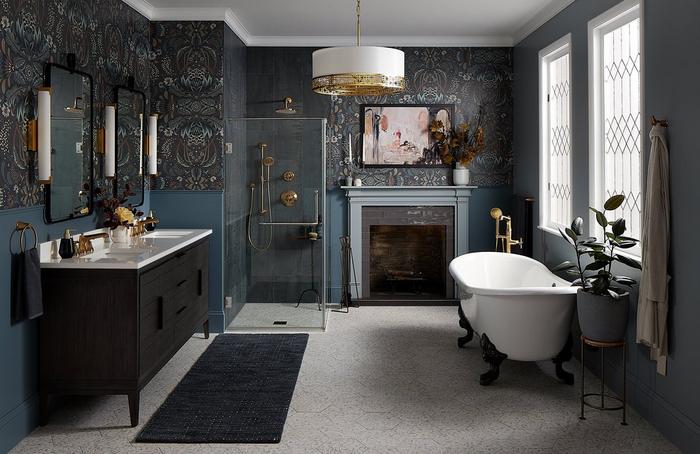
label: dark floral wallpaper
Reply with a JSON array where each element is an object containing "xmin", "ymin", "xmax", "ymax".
[
  {"xmin": 246, "ymin": 47, "xmax": 513, "ymax": 188},
  {"xmin": 149, "ymin": 21, "xmax": 224, "ymax": 191},
  {"xmin": 0, "ymin": 0, "xmax": 150, "ymax": 210}
]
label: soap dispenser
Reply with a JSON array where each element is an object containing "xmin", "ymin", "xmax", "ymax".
[{"xmin": 59, "ymin": 229, "xmax": 75, "ymax": 259}]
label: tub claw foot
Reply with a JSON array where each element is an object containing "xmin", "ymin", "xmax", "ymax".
[
  {"xmin": 480, "ymin": 334, "xmax": 507, "ymax": 386},
  {"xmin": 553, "ymin": 334, "xmax": 574, "ymax": 385},
  {"xmin": 458, "ymin": 306, "xmax": 474, "ymax": 348}
]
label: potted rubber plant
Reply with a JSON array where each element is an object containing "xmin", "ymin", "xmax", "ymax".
[{"xmin": 554, "ymin": 194, "xmax": 642, "ymax": 342}]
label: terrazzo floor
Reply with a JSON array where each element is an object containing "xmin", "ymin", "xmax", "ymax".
[{"xmin": 11, "ymin": 306, "xmax": 678, "ymax": 454}]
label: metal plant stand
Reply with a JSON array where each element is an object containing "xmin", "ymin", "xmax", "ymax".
[
  {"xmin": 296, "ymin": 235, "xmax": 321, "ymax": 311},
  {"xmin": 579, "ymin": 336, "xmax": 627, "ymax": 425}
]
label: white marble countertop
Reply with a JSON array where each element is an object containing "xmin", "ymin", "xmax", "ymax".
[{"xmin": 40, "ymin": 229, "xmax": 212, "ymax": 270}]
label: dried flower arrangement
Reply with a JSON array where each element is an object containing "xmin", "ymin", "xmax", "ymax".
[
  {"xmin": 97, "ymin": 184, "xmax": 143, "ymax": 229},
  {"xmin": 430, "ymin": 109, "xmax": 485, "ymax": 167}
]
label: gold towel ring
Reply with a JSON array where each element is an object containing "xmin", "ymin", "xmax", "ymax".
[{"xmin": 15, "ymin": 221, "xmax": 38, "ymax": 252}]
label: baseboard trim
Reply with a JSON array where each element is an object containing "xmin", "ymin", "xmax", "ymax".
[
  {"xmin": 0, "ymin": 395, "xmax": 39, "ymax": 454},
  {"xmin": 358, "ymin": 298, "xmax": 458, "ymax": 306},
  {"xmin": 207, "ymin": 310, "xmax": 226, "ymax": 333}
]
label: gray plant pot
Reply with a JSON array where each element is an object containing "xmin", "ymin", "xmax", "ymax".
[{"xmin": 577, "ymin": 290, "xmax": 630, "ymax": 342}]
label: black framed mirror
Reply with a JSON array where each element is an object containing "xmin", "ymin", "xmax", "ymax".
[
  {"xmin": 44, "ymin": 60, "xmax": 94, "ymax": 223},
  {"xmin": 114, "ymin": 84, "xmax": 146, "ymax": 206}
]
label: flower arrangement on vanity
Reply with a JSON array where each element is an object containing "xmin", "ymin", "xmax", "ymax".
[
  {"xmin": 430, "ymin": 109, "xmax": 485, "ymax": 185},
  {"xmin": 98, "ymin": 184, "xmax": 144, "ymax": 243},
  {"xmin": 554, "ymin": 194, "xmax": 642, "ymax": 342}
]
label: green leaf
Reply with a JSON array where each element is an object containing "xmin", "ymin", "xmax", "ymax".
[
  {"xmin": 616, "ymin": 240, "xmax": 637, "ymax": 249},
  {"xmin": 571, "ymin": 217, "xmax": 584, "ymax": 236},
  {"xmin": 585, "ymin": 261, "xmax": 608, "ymax": 272},
  {"xmin": 596, "ymin": 211, "xmax": 608, "ymax": 228},
  {"xmin": 565, "ymin": 228, "xmax": 578, "ymax": 242},
  {"xmin": 616, "ymin": 254, "xmax": 642, "ymax": 270},
  {"xmin": 613, "ymin": 275, "xmax": 636, "ymax": 286},
  {"xmin": 608, "ymin": 289, "xmax": 620, "ymax": 299},
  {"xmin": 553, "ymin": 261, "xmax": 577, "ymax": 272},
  {"xmin": 612, "ymin": 218, "xmax": 626, "ymax": 236},
  {"xmin": 558, "ymin": 227, "xmax": 574, "ymax": 246},
  {"xmin": 604, "ymin": 194, "xmax": 625, "ymax": 211}
]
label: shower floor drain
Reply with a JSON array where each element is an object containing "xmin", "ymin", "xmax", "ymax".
[{"xmin": 273, "ymin": 320, "xmax": 288, "ymax": 325}]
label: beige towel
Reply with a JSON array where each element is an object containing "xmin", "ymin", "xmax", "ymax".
[{"xmin": 637, "ymin": 124, "xmax": 670, "ymax": 375}]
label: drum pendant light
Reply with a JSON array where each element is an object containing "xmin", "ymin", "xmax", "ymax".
[{"xmin": 312, "ymin": 0, "xmax": 405, "ymax": 96}]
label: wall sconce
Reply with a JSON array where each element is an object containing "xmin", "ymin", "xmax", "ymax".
[
  {"xmin": 146, "ymin": 113, "xmax": 158, "ymax": 176},
  {"xmin": 104, "ymin": 104, "xmax": 116, "ymax": 178},
  {"xmin": 27, "ymin": 87, "xmax": 52, "ymax": 184},
  {"xmin": 96, "ymin": 104, "xmax": 116, "ymax": 179},
  {"xmin": 138, "ymin": 113, "xmax": 143, "ymax": 176}
]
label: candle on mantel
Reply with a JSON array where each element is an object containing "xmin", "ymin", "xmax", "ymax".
[{"xmin": 348, "ymin": 132, "xmax": 352, "ymax": 164}]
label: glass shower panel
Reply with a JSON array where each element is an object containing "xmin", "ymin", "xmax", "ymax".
[{"xmin": 224, "ymin": 118, "xmax": 327, "ymax": 330}]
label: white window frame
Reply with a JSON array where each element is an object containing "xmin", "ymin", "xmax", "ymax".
[
  {"xmin": 588, "ymin": 0, "xmax": 644, "ymax": 258},
  {"xmin": 538, "ymin": 33, "xmax": 573, "ymax": 235}
]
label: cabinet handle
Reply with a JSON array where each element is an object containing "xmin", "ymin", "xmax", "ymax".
[
  {"xmin": 198, "ymin": 269, "xmax": 203, "ymax": 296},
  {"xmin": 177, "ymin": 279, "xmax": 187, "ymax": 287},
  {"xmin": 158, "ymin": 297, "xmax": 164, "ymax": 330},
  {"xmin": 176, "ymin": 305, "xmax": 188, "ymax": 315}
]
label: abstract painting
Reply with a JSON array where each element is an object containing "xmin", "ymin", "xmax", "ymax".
[{"xmin": 360, "ymin": 104, "xmax": 453, "ymax": 167}]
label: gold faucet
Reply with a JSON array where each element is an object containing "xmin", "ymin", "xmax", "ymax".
[
  {"xmin": 76, "ymin": 232, "xmax": 109, "ymax": 256},
  {"xmin": 490, "ymin": 207, "xmax": 523, "ymax": 253},
  {"xmin": 131, "ymin": 217, "xmax": 159, "ymax": 237}
]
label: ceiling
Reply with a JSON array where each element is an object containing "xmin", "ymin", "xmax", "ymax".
[{"xmin": 124, "ymin": 0, "xmax": 575, "ymax": 46}]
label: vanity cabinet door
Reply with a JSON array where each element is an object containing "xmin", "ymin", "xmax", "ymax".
[{"xmin": 137, "ymin": 239, "xmax": 209, "ymax": 382}]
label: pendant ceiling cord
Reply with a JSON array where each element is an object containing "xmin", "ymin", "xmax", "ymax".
[{"xmin": 356, "ymin": 0, "xmax": 361, "ymax": 46}]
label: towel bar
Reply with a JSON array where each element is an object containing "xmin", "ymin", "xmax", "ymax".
[{"xmin": 14, "ymin": 221, "xmax": 38, "ymax": 252}]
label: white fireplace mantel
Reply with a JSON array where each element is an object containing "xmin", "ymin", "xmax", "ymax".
[{"xmin": 343, "ymin": 185, "xmax": 476, "ymax": 299}]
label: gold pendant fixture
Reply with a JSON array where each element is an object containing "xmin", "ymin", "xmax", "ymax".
[{"xmin": 311, "ymin": 0, "xmax": 405, "ymax": 96}]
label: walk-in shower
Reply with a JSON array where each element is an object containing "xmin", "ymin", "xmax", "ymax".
[{"xmin": 225, "ymin": 117, "xmax": 327, "ymax": 330}]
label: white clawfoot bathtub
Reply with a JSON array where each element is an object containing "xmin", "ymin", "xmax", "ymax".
[{"xmin": 449, "ymin": 252, "xmax": 577, "ymax": 385}]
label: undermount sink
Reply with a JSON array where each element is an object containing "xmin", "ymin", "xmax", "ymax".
[{"xmin": 143, "ymin": 230, "xmax": 193, "ymax": 238}]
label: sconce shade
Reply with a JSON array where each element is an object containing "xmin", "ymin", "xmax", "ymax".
[
  {"xmin": 138, "ymin": 114, "xmax": 143, "ymax": 175},
  {"xmin": 37, "ymin": 87, "xmax": 51, "ymax": 183},
  {"xmin": 104, "ymin": 105, "xmax": 116, "ymax": 178},
  {"xmin": 148, "ymin": 114, "xmax": 158, "ymax": 176}
]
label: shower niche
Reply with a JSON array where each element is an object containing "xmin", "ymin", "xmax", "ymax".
[{"xmin": 224, "ymin": 118, "xmax": 327, "ymax": 330}]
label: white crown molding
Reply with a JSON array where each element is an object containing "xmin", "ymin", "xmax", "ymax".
[
  {"xmin": 512, "ymin": 0, "xmax": 576, "ymax": 45},
  {"xmin": 248, "ymin": 35, "xmax": 513, "ymax": 47},
  {"xmin": 121, "ymin": 1, "xmax": 571, "ymax": 48},
  {"xmin": 121, "ymin": 0, "xmax": 155, "ymax": 19}
]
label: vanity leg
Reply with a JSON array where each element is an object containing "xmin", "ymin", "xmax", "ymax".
[
  {"xmin": 39, "ymin": 391, "xmax": 49, "ymax": 426},
  {"xmin": 553, "ymin": 333, "xmax": 575, "ymax": 385},
  {"xmin": 203, "ymin": 320, "xmax": 210, "ymax": 339},
  {"xmin": 480, "ymin": 334, "xmax": 507, "ymax": 386},
  {"xmin": 457, "ymin": 305, "xmax": 474, "ymax": 348},
  {"xmin": 128, "ymin": 392, "xmax": 140, "ymax": 427}
]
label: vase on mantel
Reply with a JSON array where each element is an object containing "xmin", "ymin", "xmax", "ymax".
[
  {"xmin": 111, "ymin": 225, "xmax": 129, "ymax": 244},
  {"xmin": 453, "ymin": 163, "xmax": 470, "ymax": 186}
]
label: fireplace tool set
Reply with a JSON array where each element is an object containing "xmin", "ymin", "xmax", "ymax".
[{"xmin": 334, "ymin": 235, "xmax": 359, "ymax": 313}]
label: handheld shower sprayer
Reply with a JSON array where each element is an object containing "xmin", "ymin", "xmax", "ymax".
[{"xmin": 248, "ymin": 143, "xmax": 274, "ymax": 250}]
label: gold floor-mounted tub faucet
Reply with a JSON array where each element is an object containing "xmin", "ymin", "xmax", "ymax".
[{"xmin": 490, "ymin": 207, "xmax": 523, "ymax": 253}]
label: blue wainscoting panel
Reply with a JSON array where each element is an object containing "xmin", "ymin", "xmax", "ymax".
[
  {"xmin": 0, "ymin": 205, "xmax": 101, "ymax": 453},
  {"xmin": 150, "ymin": 190, "xmax": 225, "ymax": 332}
]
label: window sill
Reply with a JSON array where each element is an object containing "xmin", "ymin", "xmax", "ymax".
[{"xmin": 538, "ymin": 225, "xmax": 563, "ymax": 237}]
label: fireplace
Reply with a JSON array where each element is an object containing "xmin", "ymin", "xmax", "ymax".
[
  {"xmin": 369, "ymin": 225, "xmax": 448, "ymax": 299},
  {"xmin": 362, "ymin": 206, "xmax": 455, "ymax": 302},
  {"xmin": 344, "ymin": 185, "xmax": 474, "ymax": 302}
]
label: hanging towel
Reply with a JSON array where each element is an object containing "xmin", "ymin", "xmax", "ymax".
[
  {"xmin": 637, "ymin": 124, "xmax": 670, "ymax": 375},
  {"xmin": 11, "ymin": 246, "xmax": 43, "ymax": 323}
]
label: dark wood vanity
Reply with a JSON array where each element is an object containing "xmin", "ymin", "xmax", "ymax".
[{"xmin": 38, "ymin": 236, "xmax": 210, "ymax": 427}]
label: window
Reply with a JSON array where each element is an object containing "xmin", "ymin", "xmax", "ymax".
[
  {"xmin": 539, "ymin": 34, "xmax": 572, "ymax": 232},
  {"xmin": 589, "ymin": 0, "xmax": 642, "ymax": 255}
]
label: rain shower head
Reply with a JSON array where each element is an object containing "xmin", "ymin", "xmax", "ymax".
[{"xmin": 275, "ymin": 97, "xmax": 297, "ymax": 114}]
